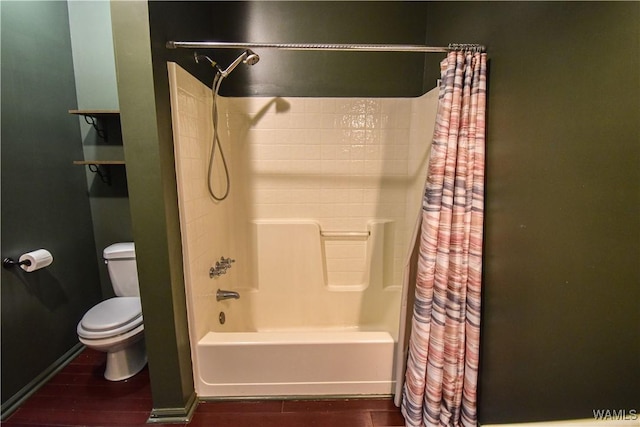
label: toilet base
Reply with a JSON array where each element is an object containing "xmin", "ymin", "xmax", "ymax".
[{"xmin": 104, "ymin": 336, "xmax": 147, "ymax": 381}]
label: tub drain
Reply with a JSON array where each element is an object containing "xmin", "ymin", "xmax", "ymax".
[{"xmin": 219, "ymin": 311, "xmax": 226, "ymax": 325}]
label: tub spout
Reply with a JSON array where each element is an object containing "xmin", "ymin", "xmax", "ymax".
[{"xmin": 216, "ymin": 289, "xmax": 240, "ymax": 301}]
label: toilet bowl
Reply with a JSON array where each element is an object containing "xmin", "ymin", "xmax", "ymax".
[
  {"xmin": 77, "ymin": 297, "xmax": 146, "ymax": 381},
  {"xmin": 77, "ymin": 243, "xmax": 147, "ymax": 381}
]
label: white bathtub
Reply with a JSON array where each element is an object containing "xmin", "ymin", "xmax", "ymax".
[
  {"xmin": 196, "ymin": 329, "xmax": 395, "ymax": 397},
  {"xmin": 189, "ymin": 220, "xmax": 402, "ymax": 397}
]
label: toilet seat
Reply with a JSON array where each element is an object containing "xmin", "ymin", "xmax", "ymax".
[{"xmin": 78, "ymin": 297, "xmax": 143, "ymax": 340}]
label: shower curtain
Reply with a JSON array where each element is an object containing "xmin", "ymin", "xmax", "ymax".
[{"xmin": 401, "ymin": 48, "xmax": 487, "ymax": 427}]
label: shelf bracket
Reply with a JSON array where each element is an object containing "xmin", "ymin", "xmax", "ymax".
[
  {"xmin": 87, "ymin": 164, "xmax": 112, "ymax": 185},
  {"xmin": 83, "ymin": 115, "xmax": 108, "ymax": 141}
]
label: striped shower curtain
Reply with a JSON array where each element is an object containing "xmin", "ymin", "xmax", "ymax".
[{"xmin": 401, "ymin": 48, "xmax": 487, "ymax": 427}]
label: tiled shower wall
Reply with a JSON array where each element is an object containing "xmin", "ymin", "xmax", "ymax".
[
  {"xmin": 226, "ymin": 97, "xmax": 413, "ymax": 277},
  {"xmin": 169, "ymin": 63, "xmax": 436, "ymax": 341},
  {"xmin": 169, "ymin": 63, "xmax": 228, "ymax": 341}
]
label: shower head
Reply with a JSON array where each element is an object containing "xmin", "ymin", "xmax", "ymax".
[
  {"xmin": 243, "ymin": 49, "xmax": 260, "ymax": 66},
  {"xmin": 220, "ymin": 49, "xmax": 260, "ymax": 78}
]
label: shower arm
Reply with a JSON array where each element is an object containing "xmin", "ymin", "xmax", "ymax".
[
  {"xmin": 219, "ymin": 52, "xmax": 248, "ymax": 78},
  {"xmin": 166, "ymin": 41, "xmax": 485, "ymax": 53}
]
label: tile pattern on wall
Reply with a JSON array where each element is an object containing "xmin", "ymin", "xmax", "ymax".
[
  {"xmin": 169, "ymin": 63, "xmax": 233, "ymax": 341},
  {"xmin": 169, "ymin": 63, "xmax": 435, "ymax": 337},
  {"xmin": 225, "ymin": 96, "xmax": 426, "ymax": 290}
]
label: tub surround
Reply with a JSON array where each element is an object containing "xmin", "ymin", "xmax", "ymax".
[{"xmin": 168, "ymin": 62, "xmax": 436, "ymax": 397}]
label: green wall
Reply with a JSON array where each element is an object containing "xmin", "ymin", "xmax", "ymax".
[
  {"xmin": 0, "ymin": 0, "xmax": 101, "ymax": 416},
  {"xmin": 67, "ymin": 0, "xmax": 132, "ymax": 298},
  {"xmin": 111, "ymin": 1, "xmax": 196, "ymax": 421},
  {"xmin": 68, "ymin": 1, "xmax": 119, "ymax": 111},
  {"xmin": 424, "ymin": 2, "xmax": 639, "ymax": 423}
]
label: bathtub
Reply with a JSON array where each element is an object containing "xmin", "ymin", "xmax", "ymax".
[
  {"xmin": 191, "ymin": 220, "xmax": 400, "ymax": 397},
  {"xmin": 196, "ymin": 329, "xmax": 395, "ymax": 397},
  {"xmin": 187, "ymin": 219, "xmax": 402, "ymax": 397}
]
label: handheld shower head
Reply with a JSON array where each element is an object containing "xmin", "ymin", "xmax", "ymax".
[
  {"xmin": 243, "ymin": 49, "xmax": 260, "ymax": 66},
  {"xmin": 220, "ymin": 49, "xmax": 260, "ymax": 77}
]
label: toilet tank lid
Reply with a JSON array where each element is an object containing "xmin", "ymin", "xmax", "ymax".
[{"xmin": 103, "ymin": 242, "xmax": 135, "ymax": 259}]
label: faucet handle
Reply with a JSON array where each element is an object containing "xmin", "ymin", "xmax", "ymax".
[
  {"xmin": 219, "ymin": 257, "xmax": 235, "ymax": 267},
  {"xmin": 210, "ymin": 256, "xmax": 235, "ymax": 278}
]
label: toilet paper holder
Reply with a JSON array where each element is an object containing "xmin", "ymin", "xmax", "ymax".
[
  {"xmin": 2, "ymin": 257, "xmax": 31, "ymax": 269},
  {"xmin": 3, "ymin": 249, "xmax": 53, "ymax": 272}
]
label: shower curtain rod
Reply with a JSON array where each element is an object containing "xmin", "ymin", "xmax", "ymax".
[{"xmin": 166, "ymin": 41, "xmax": 485, "ymax": 53}]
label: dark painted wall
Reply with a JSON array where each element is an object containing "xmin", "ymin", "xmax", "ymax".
[
  {"xmin": 209, "ymin": 1, "xmax": 430, "ymax": 97},
  {"xmin": 0, "ymin": 0, "xmax": 101, "ymax": 414},
  {"xmin": 67, "ymin": 0, "xmax": 133, "ymax": 298},
  {"xmin": 82, "ymin": 116, "xmax": 131, "ymax": 299},
  {"xmin": 155, "ymin": 1, "xmax": 430, "ymax": 97},
  {"xmin": 424, "ymin": 2, "xmax": 639, "ymax": 423}
]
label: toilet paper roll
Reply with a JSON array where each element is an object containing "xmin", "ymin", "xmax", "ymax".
[{"xmin": 19, "ymin": 249, "xmax": 53, "ymax": 272}]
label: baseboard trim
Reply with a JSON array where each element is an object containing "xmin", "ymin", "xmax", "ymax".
[
  {"xmin": 482, "ymin": 418, "xmax": 639, "ymax": 427},
  {"xmin": 147, "ymin": 391, "xmax": 198, "ymax": 424},
  {"xmin": 1, "ymin": 343, "xmax": 85, "ymax": 421}
]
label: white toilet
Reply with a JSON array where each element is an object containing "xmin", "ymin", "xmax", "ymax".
[{"xmin": 77, "ymin": 242, "xmax": 146, "ymax": 381}]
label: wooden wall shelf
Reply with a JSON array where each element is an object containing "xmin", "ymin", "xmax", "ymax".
[
  {"xmin": 70, "ymin": 110, "xmax": 124, "ymax": 185},
  {"xmin": 73, "ymin": 160, "xmax": 125, "ymax": 165},
  {"xmin": 68, "ymin": 109, "xmax": 120, "ymax": 117}
]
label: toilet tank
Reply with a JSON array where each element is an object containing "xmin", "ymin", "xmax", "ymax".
[{"xmin": 103, "ymin": 242, "xmax": 139, "ymax": 297}]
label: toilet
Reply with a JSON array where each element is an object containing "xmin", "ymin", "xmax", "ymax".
[{"xmin": 77, "ymin": 242, "xmax": 146, "ymax": 381}]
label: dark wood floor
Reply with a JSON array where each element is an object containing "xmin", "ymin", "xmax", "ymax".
[{"xmin": 3, "ymin": 349, "xmax": 406, "ymax": 426}]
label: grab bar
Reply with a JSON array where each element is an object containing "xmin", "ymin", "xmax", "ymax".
[{"xmin": 320, "ymin": 231, "xmax": 370, "ymax": 240}]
